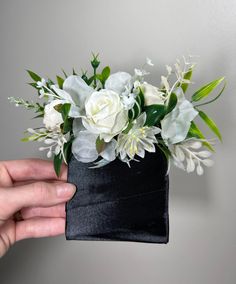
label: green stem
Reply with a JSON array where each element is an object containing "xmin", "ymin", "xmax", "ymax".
[{"xmin": 93, "ymin": 67, "xmax": 97, "ymax": 88}]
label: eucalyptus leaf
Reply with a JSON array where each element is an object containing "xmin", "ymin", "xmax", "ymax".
[
  {"xmin": 198, "ymin": 110, "xmax": 222, "ymax": 141},
  {"xmin": 191, "ymin": 77, "xmax": 225, "ymax": 102},
  {"xmin": 145, "ymin": 104, "xmax": 166, "ymax": 126}
]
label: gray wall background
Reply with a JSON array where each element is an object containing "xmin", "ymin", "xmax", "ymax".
[{"xmin": 0, "ymin": 0, "xmax": 236, "ymax": 283}]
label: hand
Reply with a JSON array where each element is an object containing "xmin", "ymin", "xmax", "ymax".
[{"xmin": 0, "ymin": 158, "xmax": 76, "ymax": 258}]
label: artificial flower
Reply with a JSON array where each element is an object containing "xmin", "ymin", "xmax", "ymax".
[
  {"xmin": 161, "ymin": 88, "xmax": 198, "ymax": 144},
  {"xmin": 116, "ymin": 113, "xmax": 161, "ymax": 161},
  {"xmin": 141, "ymin": 82, "xmax": 165, "ymax": 106},
  {"xmin": 82, "ymin": 89, "xmax": 128, "ymax": 142},
  {"xmin": 43, "ymin": 99, "xmax": 63, "ymax": 131},
  {"xmin": 169, "ymin": 139, "xmax": 214, "ymax": 175}
]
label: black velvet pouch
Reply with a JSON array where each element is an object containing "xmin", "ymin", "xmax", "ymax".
[{"xmin": 66, "ymin": 147, "xmax": 169, "ymax": 243}]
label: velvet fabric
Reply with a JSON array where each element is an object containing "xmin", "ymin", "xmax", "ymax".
[{"xmin": 66, "ymin": 147, "xmax": 169, "ymax": 243}]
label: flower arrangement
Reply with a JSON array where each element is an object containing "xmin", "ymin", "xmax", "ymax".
[{"xmin": 9, "ymin": 54, "xmax": 226, "ymax": 177}]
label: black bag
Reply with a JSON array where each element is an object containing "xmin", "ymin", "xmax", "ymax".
[{"xmin": 66, "ymin": 147, "xmax": 169, "ymax": 243}]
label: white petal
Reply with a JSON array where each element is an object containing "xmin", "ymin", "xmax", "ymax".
[
  {"xmin": 189, "ymin": 141, "xmax": 202, "ymax": 149},
  {"xmin": 197, "ymin": 151, "xmax": 212, "ymax": 158},
  {"xmin": 69, "ymin": 105, "xmax": 82, "ymax": 118},
  {"xmin": 186, "ymin": 158, "xmax": 195, "ymax": 173},
  {"xmin": 72, "ymin": 118, "xmax": 86, "ymax": 137},
  {"xmin": 196, "ymin": 164, "xmax": 204, "ymax": 175},
  {"xmin": 72, "ymin": 131, "xmax": 98, "ymax": 163},
  {"xmin": 175, "ymin": 146, "xmax": 185, "ymax": 162},
  {"xmin": 47, "ymin": 150, "xmax": 52, "ymax": 158},
  {"xmin": 146, "ymin": 57, "xmax": 154, "ymax": 66},
  {"xmin": 44, "ymin": 139, "xmax": 55, "ymax": 145},
  {"xmin": 63, "ymin": 75, "xmax": 94, "ymax": 108},
  {"xmin": 202, "ymin": 159, "xmax": 214, "ymax": 167},
  {"xmin": 105, "ymin": 72, "xmax": 132, "ymax": 96},
  {"xmin": 100, "ymin": 139, "xmax": 117, "ymax": 161}
]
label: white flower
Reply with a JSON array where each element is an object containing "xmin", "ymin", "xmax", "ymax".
[
  {"xmin": 36, "ymin": 78, "xmax": 47, "ymax": 88},
  {"xmin": 38, "ymin": 129, "xmax": 70, "ymax": 162},
  {"xmin": 116, "ymin": 113, "xmax": 161, "ymax": 161},
  {"xmin": 62, "ymin": 75, "xmax": 94, "ymax": 111},
  {"xmin": 82, "ymin": 89, "xmax": 128, "ymax": 142},
  {"xmin": 72, "ymin": 130, "xmax": 117, "ymax": 163},
  {"xmin": 134, "ymin": 68, "xmax": 150, "ymax": 78},
  {"xmin": 146, "ymin": 57, "xmax": 154, "ymax": 66},
  {"xmin": 72, "ymin": 131, "xmax": 99, "ymax": 163},
  {"xmin": 161, "ymin": 88, "xmax": 198, "ymax": 144},
  {"xmin": 51, "ymin": 75, "xmax": 94, "ymax": 118},
  {"xmin": 141, "ymin": 82, "xmax": 165, "ymax": 106},
  {"xmin": 104, "ymin": 71, "xmax": 135, "ymax": 110},
  {"xmin": 170, "ymin": 139, "xmax": 214, "ymax": 175},
  {"xmin": 43, "ymin": 99, "xmax": 63, "ymax": 131},
  {"xmin": 105, "ymin": 72, "xmax": 132, "ymax": 97},
  {"xmin": 122, "ymin": 92, "xmax": 136, "ymax": 110}
]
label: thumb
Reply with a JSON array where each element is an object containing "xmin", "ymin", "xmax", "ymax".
[{"xmin": 0, "ymin": 181, "xmax": 76, "ymax": 221}]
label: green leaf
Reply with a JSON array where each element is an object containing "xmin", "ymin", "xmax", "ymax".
[
  {"xmin": 60, "ymin": 103, "xmax": 71, "ymax": 120},
  {"xmin": 180, "ymin": 68, "xmax": 193, "ymax": 93},
  {"xmin": 187, "ymin": 121, "xmax": 214, "ymax": 151},
  {"xmin": 21, "ymin": 137, "xmax": 31, "ymax": 142},
  {"xmin": 102, "ymin": 66, "xmax": 110, "ymax": 81},
  {"xmin": 26, "ymin": 70, "xmax": 41, "ymax": 82},
  {"xmin": 56, "ymin": 76, "xmax": 64, "ymax": 89},
  {"xmin": 128, "ymin": 88, "xmax": 144, "ymax": 120},
  {"xmin": 87, "ymin": 75, "xmax": 96, "ymax": 86},
  {"xmin": 72, "ymin": 68, "xmax": 78, "ymax": 75},
  {"xmin": 144, "ymin": 104, "xmax": 166, "ymax": 126},
  {"xmin": 59, "ymin": 104, "xmax": 72, "ymax": 134},
  {"xmin": 62, "ymin": 118, "xmax": 73, "ymax": 134},
  {"xmin": 63, "ymin": 140, "xmax": 72, "ymax": 163},
  {"xmin": 194, "ymin": 81, "xmax": 226, "ymax": 108},
  {"xmin": 61, "ymin": 69, "xmax": 68, "ymax": 78},
  {"xmin": 191, "ymin": 77, "xmax": 225, "ymax": 102},
  {"xmin": 28, "ymin": 82, "xmax": 38, "ymax": 89},
  {"xmin": 165, "ymin": 93, "xmax": 177, "ymax": 115},
  {"xmin": 96, "ymin": 137, "xmax": 105, "ymax": 154},
  {"xmin": 198, "ymin": 110, "xmax": 222, "ymax": 141},
  {"xmin": 54, "ymin": 153, "xmax": 63, "ymax": 177}
]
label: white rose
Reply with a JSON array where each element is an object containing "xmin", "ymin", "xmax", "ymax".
[
  {"xmin": 82, "ymin": 89, "xmax": 128, "ymax": 142},
  {"xmin": 161, "ymin": 88, "xmax": 198, "ymax": 144},
  {"xmin": 43, "ymin": 99, "xmax": 63, "ymax": 130},
  {"xmin": 141, "ymin": 82, "xmax": 165, "ymax": 106}
]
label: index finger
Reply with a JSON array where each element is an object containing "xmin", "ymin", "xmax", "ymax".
[{"xmin": 0, "ymin": 158, "xmax": 68, "ymax": 182}]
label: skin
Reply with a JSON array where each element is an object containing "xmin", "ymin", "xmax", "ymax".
[{"xmin": 0, "ymin": 158, "xmax": 76, "ymax": 258}]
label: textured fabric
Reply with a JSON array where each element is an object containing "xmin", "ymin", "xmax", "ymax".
[{"xmin": 66, "ymin": 147, "xmax": 169, "ymax": 243}]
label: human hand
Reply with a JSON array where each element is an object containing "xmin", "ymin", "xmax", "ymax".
[{"xmin": 0, "ymin": 158, "xmax": 76, "ymax": 258}]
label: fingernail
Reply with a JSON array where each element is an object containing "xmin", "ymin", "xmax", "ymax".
[{"xmin": 56, "ymin": 183, "xmax": 76, "ymax": 198}]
